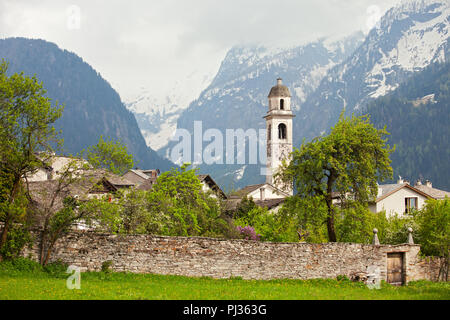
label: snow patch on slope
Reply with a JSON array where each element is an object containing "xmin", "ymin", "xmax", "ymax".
[
  {"xmin": 125, "ymin": 71, "xmax": 215, "ymax": 151},
  {"xmin": 366, "ymin": 0, "xmax": 449, "ymax": 99}
]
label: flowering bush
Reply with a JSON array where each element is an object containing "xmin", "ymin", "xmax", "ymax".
[{"xmin": 236, "ymin": 226, "xmax": 261, "ymax": 241}]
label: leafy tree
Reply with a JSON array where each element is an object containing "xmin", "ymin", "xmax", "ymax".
[
  {"xmin": 144, "ymin": 164, "xmax": 206, "ymax": 236},
  {"xmin": 232, "ymin": 196, "xmax": 318, "ymax": 243},
  {"xmin": 75, "ymin": 195, "xmax": 121, "ymax": 234},
  {"xmin": 0, "ymin": 60, "xmax": 63, "ymax": 254},
  {"xmin": 335, "ymin": 203, "xmax": 388, "ymax": 244},
  {"xmin": 117, "ymin": 189, "xmax": 150, "ymax": 234},
  {"xmin": 0, "ymin": 222, "xmax": 32, "ymax": 260},
  {"xmin": 144, "ymin": 164, "xmax": 233, "ymax": 237},
  {"xmin": 82, "ymin": 135, "xmax": 134, "ymax": 175},
  {"xmin": 276, "ymin": 196, "xmax": 329, "ymax": 243},
  {"xmin": 414, "ymin": 198, "xmax": 449, "ymax": 281},
  {"xmin": 379, "ymin": 213, "xmax": 417, "ymax": 245},
  {"xmin": 38, "ymin": 197, "xmax": 82, "ymax": 266},
  {"xmin": 277, "ymin": 113, "xmax": 394, "ymax": 242},
  {"xmin": 233, "ymin": 196, "xmax": 260, "ymax": 222}
]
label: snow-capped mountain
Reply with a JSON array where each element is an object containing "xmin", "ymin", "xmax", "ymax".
[
  {"xmin": 125, "ymin": 71, "xmax": 214, "ymax": 151},
  {"xmin": 127, "ymin": 0, "xmax": 449, "ymax": 191},
  {"xmin": 295, "ymin": 0, "xmax": 449, "ymax": 144},
  {"xmin": 162, "ymin": 33, "xmax": 365, "ymax": 191}
]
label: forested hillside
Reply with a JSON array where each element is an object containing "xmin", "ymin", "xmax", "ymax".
[
  {"xmin": 366, "ymin": 61, "xmax": 450, "ymax": 189},
  {"xmin": 0, "ymin": 37, "xmax": 175, "ymax": 172}
]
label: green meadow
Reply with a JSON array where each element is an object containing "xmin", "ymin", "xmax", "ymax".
[{"xmin": 0, "ymin": 259, "xmax": 449, "ymax": 300}]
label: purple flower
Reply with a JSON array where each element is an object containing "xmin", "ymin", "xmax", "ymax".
[{"xmin": 236, "ymin": 225, "xmax": 261, "ymax": 241}]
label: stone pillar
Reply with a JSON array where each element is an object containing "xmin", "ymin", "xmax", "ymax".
[
  {"xmin": 407, "ymin": 228, "xmax": 414, "ymax": 244},
  {"xmin": 372, "ymin": 228, "xmax": 380, "ymax": 245}
]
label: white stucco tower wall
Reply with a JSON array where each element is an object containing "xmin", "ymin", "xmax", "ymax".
[{"xmin": 264, "ymin": 78, "xmax": 295, "ymax": 195}]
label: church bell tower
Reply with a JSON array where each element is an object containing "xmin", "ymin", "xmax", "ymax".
[{"xmin": 264, "ymin": 78, "xmax": 294, "ymax": 195}]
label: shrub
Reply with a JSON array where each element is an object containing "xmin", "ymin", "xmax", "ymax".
[
  {"xmin": 336, "ymin": 275, "xmax": 350, "ymax": 282},
  {"xmin": 236, "ymin": 226, "xmax": 261, "ymax": 241},
  {"xmin": 0, "ymin": 257, "xmax": 42, "ymax": 273},
  {"xmin": 0, "ymin": 225, "xmax": 32, "ymax": 260},
  {"xmin": 101, "ymin": 260, "xmax": 113, "ymax": 273},
  {"xmin": 44, "ymin": 260, "xmax": 69, "ymax": 278}
]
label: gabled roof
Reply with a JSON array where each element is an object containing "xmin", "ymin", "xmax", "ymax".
[
  {"xmin": 197, "ymin": 174, "xmax": 227, "ymax": 199},
  {"xmin": 128, "ymin": 169, "xmax": 151, "ymax": 180},
  {"xmin": 105, "ymin": 175, "xmax": 134, "ymax": 187},
  {"xmin": 376, "ymin": 183, "xmax": 434, "ymax": 203},
  {"xmin": 197, "ymin": 174, "xmax": 209, "ymax": 182},
  {"xmin": 224, "ymin": 196, "xmax": 286, "ymax": 212},
  {"xmin": 229, "ymin": 184, "xmax": 266, "ymax": 199},
  {"xmin": 86, "ymin": 171, "xmax": 134, "ymax": 194},
  {"xmin": 122, "ymin": 169, "xmax": 159, "ymax": 187},
  {"xmin": 229, "ymin": 183, "xmax": 290, "ymax": 199},
  {"xmin": 414, "ymin": 185, "xmax": 450, "ymax": 200},
  {"xmin": 255, "ymin": 198, "xmax": 285, "ymax": 210}
]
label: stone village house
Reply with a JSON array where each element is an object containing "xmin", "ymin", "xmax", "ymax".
[
  {"xmin": 332, "ymin": 177, "xmax": 450, "ymax": 217},
  {"xmin": 369, "ymin": 178, "xmax": 450, "ymax": 217}
]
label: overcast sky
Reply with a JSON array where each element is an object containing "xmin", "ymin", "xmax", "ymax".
[{"xmin": 0, "ymin": 0, "xmax": 402, "ymax": 100}]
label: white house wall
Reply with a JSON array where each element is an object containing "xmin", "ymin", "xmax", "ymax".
[
  {"xmin": 202, "ymin": 182, "xmax": 218, "ymax": 199},
  {"xmin": 27, "ymin": 157, "xmax": 78, "ymax": 182},
  {"xmin": 375, "ymin": 188, "xmax": 428, "ymax": 217},
  {"xmin": 247, "ymin": 184, "xmax": 285, "ymax": 201}
]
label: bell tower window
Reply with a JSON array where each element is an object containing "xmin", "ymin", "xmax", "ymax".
[
  {"xmin": 280, "ymin": 99, "xmax": 284, "ymax": 110},
  {"xmin": 278, "ymin": 123, "xmax": 287, "ymax": 140}
]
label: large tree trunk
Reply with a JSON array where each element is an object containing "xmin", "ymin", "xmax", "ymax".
[
  {"xmin": 39, "ymin": 229, "xmax": 47, "ymax": 265},
  {"xmin": 43, "ymin": 241, "xmax": 55, "ymax": 266},
  {"xmin": 326, "ymin": 215, "xmax": 337, "ymax": 242},
  {"xmin": 325, "ymin": 192, "xmax": 337, "ymax": 242},
  {"xmin": 39, "ymin": 215, "xmax": 51, "ymax": 265},
  {"xmin": 0, "ymin": 176, "xmax": 22, "ymax": 251},
  {"xmin": 0, "ymin": 218, "xmax": 10, "ymax": 251},
  {"xmin": 438, "ymin": 256, "xmax": 449, "ymax": 282},
  {"xmin": 42, "ymin": 224, "xmax": 66, "ymax": 266},
  {"xmin": 326, "ymin": 174, "xmax": 337, "ymax": 242}
]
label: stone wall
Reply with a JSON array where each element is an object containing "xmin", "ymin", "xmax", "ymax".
[{"xmin": 17, "ymin": 229, "xmax": 441, "ymax": 282}]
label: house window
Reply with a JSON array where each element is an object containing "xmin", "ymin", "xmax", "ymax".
[
  {"xmin": 280, "ymin": 99, "xmax": 285, "ymax": 110},
  {"xmin": 278, "ymin": 123, "xmax": 287, "ymax": 140},
  {"xmin": 405, "ymin": 197, "xmax": 418, "ymax": 214}
]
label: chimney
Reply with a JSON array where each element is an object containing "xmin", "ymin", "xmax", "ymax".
[
  {"xmin": 277, "ymin": 78, "xmax": 282, "ymax": 85},
  {"xmin": 397, "ymin": 176, "xmax": 404, "ymax": 184},
  {"xmin": 260, "ymin": 187, "xmax": 266, "ymax": 201},
  {"xmin": 425, "ymin": 180, "xmax": 432, "ymax": 188}
]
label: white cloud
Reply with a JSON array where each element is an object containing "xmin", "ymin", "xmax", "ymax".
[{"xmin": 0, "ymin": 0, "xmax": 401, "ymax": 100}]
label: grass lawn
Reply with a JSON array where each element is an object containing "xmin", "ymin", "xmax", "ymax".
[{"xmin": 1, "ymin": 268, "xmax": 449, "ymax": 300}]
